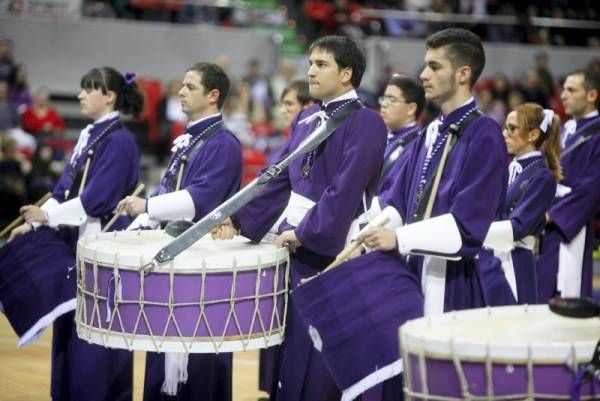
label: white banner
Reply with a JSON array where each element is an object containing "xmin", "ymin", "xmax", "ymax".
[{"xmin": 0, "ymin": 0, "xmax": 81, "ymax": 18}]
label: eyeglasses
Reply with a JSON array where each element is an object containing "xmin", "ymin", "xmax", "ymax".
[
  {"xmin": 378, "ymin": 95, "xmax": 407, "ymax": 106},
  {"xmin": 503, "ymin": 124, "xmax": 521, "ymax": 136}
]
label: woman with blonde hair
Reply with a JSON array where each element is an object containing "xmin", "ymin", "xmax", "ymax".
[{"xmin": 480, "ymin": 102, "xmax": 562, "ymax": 305}]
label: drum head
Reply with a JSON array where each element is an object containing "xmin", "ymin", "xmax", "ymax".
[
  {"xmin": 401, "ymin": 305, "xmax": 600, "ymax": 363},
  {"xmin": 78, "ymin": 230, "xmax": 288, "ymax": 271}
]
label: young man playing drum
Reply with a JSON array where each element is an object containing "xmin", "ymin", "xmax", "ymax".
[
  {"xmin": 288, "ymin": 28, "xmax": 507, "ymax": 401},
  {"xmin": 213, "ymin": 35, "xmax": 388, "ymax": 401},
  {"xmin": 119, "ymin": 62, "xmax": 242, "ymax": 401},
  {"xmin": 360, "ymin": 27, "xmax": 507, "ymax": 315},
  {"xmin": 536, "ymin": 68, "xmax": 600, "ymax": 302}
]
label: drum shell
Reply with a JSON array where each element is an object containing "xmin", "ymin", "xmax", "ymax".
[
  {"xmin": 401, "ymin": 305, "xmax": 600, "ymax": 400},
  {"xmin": 75, "ymin": 231, "xmax": 289, "ymax": 353}
]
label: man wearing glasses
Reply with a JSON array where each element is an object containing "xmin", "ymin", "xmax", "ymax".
[{"xmin": 377, "ymin": 75, "xmax": 425, "ymax": 200}]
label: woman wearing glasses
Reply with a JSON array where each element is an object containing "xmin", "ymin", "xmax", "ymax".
[{"xmin": 480, "ymin": 102, "xmax": 562, "ymax": 305}]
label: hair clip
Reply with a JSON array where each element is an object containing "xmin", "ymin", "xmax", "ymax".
[{"xmin": 124, "ymin": 72, "xmax": 136, "ymax": 86}]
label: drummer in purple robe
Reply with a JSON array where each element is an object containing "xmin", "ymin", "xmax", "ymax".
[
  {"xmin": 290, "ymin": 28, "xmax": 506, "ymax": 401},
  {"xmin": 375, "ymin": 74, "xmax": 424, "ymax": 204},
  {"xmin": 119, "ymin": 62, "xmax": 242, "ymax": 401},
  {"xmin": 213, "ymin": 35, "xmax": 388, "ymax": 401},
  {"xmin": 480, "ymin": 103, "xmax": 561, "ymax": 306},
  {"xmin": 536, "ymin": 68, "xmax": 600, "ymax": 302},
  {"xmin": 2, "ymin": 67, "xmax": 142, "ymax": 401},
  {"xmin": 258, "ymin": 79, "xmax": 315, "ymax": 397}
]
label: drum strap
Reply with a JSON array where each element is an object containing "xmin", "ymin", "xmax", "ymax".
[
  {"xmin": 66, "ymin": 121, "xmax": 122, "ymax": 201},
  {"xmin": 410, "ymin": 110, "xmax": 482, "ymax": 223},
  {"xmin": 561, "ymin": 119, "xmax": 600, "ymax": 158},
  {"xmin": 378, "ymin": 128, "xmax": 420, "ymax": 185}
]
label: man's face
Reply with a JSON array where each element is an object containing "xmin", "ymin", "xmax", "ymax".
[
  {"xmin": 307, "ymin": 48, "xmax": 350, "ymax": 102},
  {"xmin": 420, "ymin": 47, "xmax": 457, "ymax": 105},
  {"xmin": 179, "ymin": 70, "xmax": 214, "ymax": 119},
  {"xmin": 379, "ymin": 84, "xmax": 412, "ymax": 131},
  {"xmin": 280, "ymin": 89, "xmax": 302, "ymax": 126},
  {"xmin": 561, "ymin": 74, "xmax": 589, "ymax": 118}
]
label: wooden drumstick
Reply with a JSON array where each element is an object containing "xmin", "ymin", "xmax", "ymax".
[
  {"xmin": 78, "ymin": 149, "xmax": 94, "ymax": 196},
  {"xmin": 175, "ymin": 155, "xmax": 188, "ymax": 191},
  {"xmin": 324, "ymin": 217, "xmax": 390, "ymax": 271},
  {"xmin": 423, "ymin": 129, "xmax": 454, "ymax": 220},
  {"xmin": 102, "ymin": 183, "xmax": 145, "ymax": 233},
  {"xmin": 0, "ymin": 192, "xmax": 53, "ymax": 237}
]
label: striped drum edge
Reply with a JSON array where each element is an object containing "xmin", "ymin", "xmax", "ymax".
[
  {"xmin": 400, "ymin": 304, "xmax": 600, "ymax": 400},
  {"xmin": 76, "ymin": 230, "xmax": 289, "ymax": 353}
]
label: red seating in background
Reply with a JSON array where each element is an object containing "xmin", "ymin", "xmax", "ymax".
[{"xmin": 242, "ymin": 147, "xmax": 267, "ymax": 187}]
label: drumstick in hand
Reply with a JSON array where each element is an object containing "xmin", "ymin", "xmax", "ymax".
[
  {"xmin": 0, "ymin": 192, "xmax": 52, "ymax": 238},
  {"xmin": 324, "ymin": 217, "xmax": 390, "ymax": 271},
  {"xmin": 102, "ymin": 184, "xmax": 145, "ymax": 233}
]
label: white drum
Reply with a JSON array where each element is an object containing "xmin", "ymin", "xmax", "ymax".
[
  {"xmin": 401, "ymin": 305, "xmax": 600, "ymax": 400},
  {"xmin": 76, "ymin": 230, "xmax": 289, "ymax": 353}
]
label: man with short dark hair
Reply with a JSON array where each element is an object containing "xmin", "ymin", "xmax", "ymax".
[
  {"xmin": 360, "ymin": 27, "xmax": 507, "ymax": 315},
  {"xmin": 213, "ymin": 35, "xmax": 387, "ymax": 401},
  {"xmin": 120, "ymin": 62, "xmax": 242, "ymax": 401},
  {"xmin": 376, "ymin": 74, "xmax": 424, "ymax": 198},
  {"xmin": 285, "ymin": 28, "xmax": 507, "ymax": 401},
  {"xmin": 537, "ymin": 68, "xmax": 600, "ymax": 302}
]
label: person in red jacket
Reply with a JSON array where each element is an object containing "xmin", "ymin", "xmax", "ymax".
[{"xmin": 20, "ymin": 86, "xmax": 65, "ymax": 136}]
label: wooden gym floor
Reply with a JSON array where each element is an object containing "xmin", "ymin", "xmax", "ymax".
[{"xmin": 0, "ymin": 314, "xmax": 267, "ymax": 401}]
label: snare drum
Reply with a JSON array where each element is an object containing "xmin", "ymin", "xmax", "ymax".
[
  {"xmin": 401, "ymin": 305, "xmax": 600, "ymax": 400},
  {"xmin": 76, "ymin": 230, "xmax": 289, "ymax": 353}
]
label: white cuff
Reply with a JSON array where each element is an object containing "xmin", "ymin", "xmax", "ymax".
[
  {"xmin": 396, "ymin": 213, "xmax": 462, "ymax": 259},
  {"xmin": 41, "ymin": 197, "xmax": 60, "ymax": 211},
  {"xmin": 483, "ymin": 220, "xmax": 514, "ymax": 252},
  {"xmin": 46, "ymin": 197, "xmax": 88, "ymax": 228},
  {"xmin": 147, "ymin": 190, "xmax": 195, "ymax": 221},
  {"xmin": 127, "ymin": 213, "xmax": 160, "ymax": 231}
]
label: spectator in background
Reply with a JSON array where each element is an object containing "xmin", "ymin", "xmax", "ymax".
[
  {"xmin": 156, "ymin": 78, "xmax": 188, "ymax": 163},
  {"xmin": 270, "ymin": 60, "xmax": 297, "ymax": 103},
  {"xmin": 0, "ymin": 135, "xmax": 29, "ymax": 225},
  {"xmin": 0, "ymin": 80, "xmax": 19, "ymax": 131},
  {"xmin": 521, "ymin": 70, "xmax": 547, "ymax": 108},
  {"xmin": 0, "ymin": 39, "xmax": 14, "ymax": 83},
  {"xmin": 508, "ymin": 89, "xmax": 526, "ymax": 110},
  {"xmin": 490, "ymin": 72, "xmax": 511, "ymax": 106},
  {"xmin": 222, "ymin": 83, "xmax": 254, "ymax": 147},
  {"xmin": 534, "ymin": 51, "xmax": 555, "ymax": 99},
  {"xmin": 27, "ymin": 140, "xmax": 60, "ymax": 201},
  {"xmin": 243, "ymin": 58, "xmax": 273, "ymax": 112},
  {"xmin": 20, "ymin": 86, "xmax": 65, "ymax": 136},
  {"xmin": 8, "ymin": 63, "xmax": 33, "ymax": 112}
]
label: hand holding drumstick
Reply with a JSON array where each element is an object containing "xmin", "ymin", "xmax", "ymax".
[{"xmin": 102, "ymin": 184, "xmax": 145, "ymax": 232}]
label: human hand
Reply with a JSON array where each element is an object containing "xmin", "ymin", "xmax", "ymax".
[
  {"xmin": 20, "ymin": 205, "xmax": 47, "ymax": 224},
  {"xmin": 357, "ymin": 227, "xmax": 397, "ymax": 252}
]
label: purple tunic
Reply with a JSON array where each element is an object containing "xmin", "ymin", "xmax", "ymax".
[
  {"xmin": 537, "ymin": 114, "xmax": 600, "ymax": 302},
  {"xmin": 480, "ymin": 155, "xmax": 556, "ymax": 306},
  {"xmin": 235, "ymin": 99, "xmax": 387, "ymax": 401},
  {"xmin": 50, "ymin": 117, "xmax": 140, "ymax": 401},
  {"xmin": 378, "ymin": 124, "xmax": 420, "ymax": 198},
  {"xmin": 143, "ymin": 115, "xmax": 242, "ymax": 401},
  {"xmin": 386, "ymin": 99, "xmax": 507, "ymax": 312}
]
